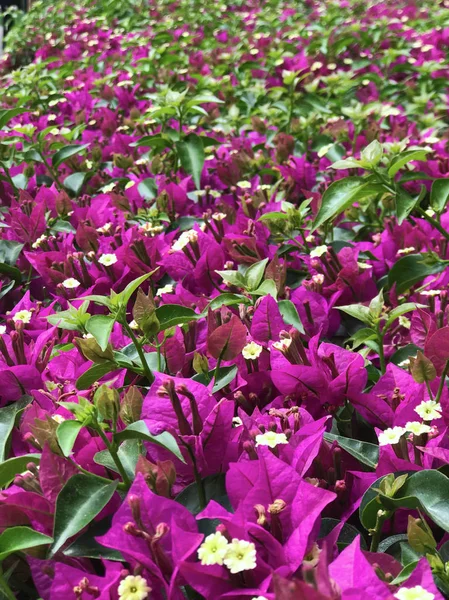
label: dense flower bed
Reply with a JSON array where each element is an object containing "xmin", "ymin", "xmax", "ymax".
[{"xmin": 1, "ymin": 0, "xmax": 449, "ymax": 598}]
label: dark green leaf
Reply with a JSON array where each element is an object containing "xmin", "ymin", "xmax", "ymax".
[
  {"xmin": 63, "ymin": 517, "xmax": 123, "ymax": 561},
  {"xmin": 75, "ymin": 362, "xmax": 118, "ymax": 391},
  {"xmin": 0, "ymin": 108, "xmax": 27, "ymax": 130},
  {"xmin": 52, "ymin": 144, "xmax": 89, "ymax": 168},
  {"xmin": 324, "ymin": 433, "xmax": 378, "ymax": 469},
  {"xmin": 312, "ymin": 177, "xmax": 374, "ymax": 231},
  {"xmin": 156, "ymin": 304, "xmax": 199, "ymax": 330},
  {"xmin": 0, "ymin": 240, "xmax": 24, "ymax": 266},
  {"xmin": 63, "ymin": 172, "xmax": 87, "ymax": 196},
  {"xmin": 138, "ymin": 178, "xmax": 158, "ymax": 201},
  {"xmin": 176, "ymin": 134, "xmax": 205, "ymax": 190},
  {"xmin": 51, "ymin": 474, "xmax": 118, "ymax": 555},
  {"xmin": 175, "ymin": 473, "xmax": 232, "ymax": 515},
  {"xmin": 387, "ymin": 254, "xmax": 449, "ymax": 295},
  {"xmin": 430, "ymin": 178, "xmax": 449, "ymax": 213},
  {"xmin": 94, "ymin": 439, "xmax": 141, "ymax": 479},
  {"xmin": 0, "ymin": 396, "xmax": 33, "ymax": 463}
]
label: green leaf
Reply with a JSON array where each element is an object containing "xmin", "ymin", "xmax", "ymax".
[
  {"xmin": 0, "ymin": 108, "xmax": 27, "ymax": 130},
  {"xmin": 396, "ymin": 186, "xmax": 420, "ymax": 225},
  {"xmin": 176, "ymin": 133, "xmax": 205, "ymax": 189},
  {"xmin": 388, "ymin": 149, "xmax": 430, "ymax": 178},
  {"xmin": 278, "ymin": 299, "xmax": 305, "ymax": 334},
  {"xmin": 384, "ymin": 303, "xmax": 425, "ymax": 330},
  {"xmin": 251, "ymin": 279, "xmax": 278, "ymax": 298},
  {"xmin": 51, "ymin": 474, "xmax": 118, "ymax": 556},
  {"xmin": 387, "ymin": 254, "xmax": 449, "ymax": 295},
  {"xmin": 215, "ymin": 270, "xmax": 246, "ymax": 288},
  {"xmin": 155, "ymin": 304, "xmax": 199, "ymax": 330},
  {"xmin": 312, "ymin": 177, "xmax": 374, "ymax": 231},
  {"xmin": 63, "ymin": 518, "xmax": 123, "ymax": 561},
  {"xmin": 430, "ymin": 178, "xmax": 449, "ymax": 213},
  {"xmin": 0, "ymin": 454, "xmax": 40, "ymax": 489},
  {"xmin": 120, "ymin": 272, "xmax": 154, "ymax": 306},
  {"xmin": 390, "ymin": 561, "xmax": 420, "ymax": 585},
  {"xmin": 138, "ymin": 178, "xmax": 158, "ymax": 201},
  {"xmin": 81, "ymin": 294, "xmax": 112, "ymax": 308},
  {"xmin": 381, "ymin": 470, "xmax": 449, "ymax": 533},
  {"xmin": 335, "ymin": 303, "xmax": 373, "ymax": 325},
  {"xmin": 0, "ymin": 262, "xmax": 22, "ymax": 285},
  {"xmin": 212, "ymin": 365, "xmax": 238, "ymax": 393},
  {"xmin": 94, "ymin": 439, "xmax": 141, "ymax": 479},
  {"xmin": 115, "ymin": 420, "xmax": 185, "ymax": 463},
  {"xmin": 175, "ymin": 473, "xmax": 232, "ymax": 515},
  {"xmin": 75, "ymin": 362, "xmax": 118, "ymax": 391},
  {"xmin": 324, "ymin": 433, "xmax": 378, "ymax": 469},
  {"xmin": 52, "ymin": 144, "xmax": 89, "ymax": 168},
  {"xmin": 0, "ymin": 396, "xmax": 32, "ymax": 463},
  {"xmin": 206, "ymin": 293, "xmax": 249, "ymax": 311},
  {"xmin": 85, "ymin": 315, "xmax": 116, "ymax": 352},
  {"xmin": 319, "ymin": 518, "xmax": 367, "ymax": 551},
  {"xmin": 0, "ymin": 240, "xmax": 24, "ymax": 266},
  {"xmin": 244, "ymin": 258, "xmax": 268, "ymax": 291},
  {"xmin": 63, "ymin": 172, "xmax": 87, "ymax": 196},
  {"xmin": 0, "ymin": 527, "xmax": 53, "ymax": 561},
  {"xmin": 56, "ymin": 420, "xmax": 84, "ymax": 457}
]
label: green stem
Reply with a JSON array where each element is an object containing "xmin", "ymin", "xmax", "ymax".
[
  {"xmin": 425, "ymin": 380, "xmax": 434, "ymax": 402},
  {"xmin": 95, "ymin": 422, "xmax": 132, "ymax": 490},
  {"xmin": 435, "ymin": 360, "xmax": 449, "ymax": 403},
  {"xmin": 68, "ymin": 457, "xmax": 127, "ymax": 491},
  {"xmin": 185, "ymin": 444, "xmax": 206, "ymax": 510},
  {"xmin": 0, "ymin": 569, "xmax": 16, "ymax": 600},
  {"xmin": 39, "ymin": 150, "xmax": 64, "ymax": 191},
  {"xmin": 122, "ymin": 321, "xmax": 155, "ymax": 384},
  {"xmin": 370, "ymin": 510, "xmax": 389, "ymax": 552},
  {"xmin": 377, "ymin": 325, "xmax": 386, "ymax": 374},
  {"xmin": 417, "ymin": 207, "xmax": 449, "ymax": 242}
]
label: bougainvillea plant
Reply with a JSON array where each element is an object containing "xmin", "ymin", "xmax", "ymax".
[{"xmin": 2, "ymin": 0, "xmax": 449, "ymax": 598}]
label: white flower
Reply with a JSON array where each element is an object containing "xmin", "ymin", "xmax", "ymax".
[
  {"xmin": 32, "ymin": 234, "xmax": 48, "ymax": 249},
  {"xmin": 129, "ymin": 320, "xmax": 139, "ymax": 330},
  {"xmin": 272, "ymin": 337, "xmax": 292, "ymax": 353},
  {"xmin": 156, "ymin": 284, "xmax": 174, "ymax": 296},
  {"xmin": 102, "ymin": 182, "xmax": 117, "ymax": 193},
  {"xmin": 394, "ymin": 585, "xmax": 435, "ymax": 600},
  {"xmin": 224, "ymin": 538, "xmax": 257, "ymax": 574},
  {"xmin": 12, "ymin": 310, "xmax": 32, "ymax": 324},
  {"xmin": 171, "ymin": 230, "xmax": 198, "ymax": 252},
  {"xmin": 415, "ymin": 400, "xmax": 442, "ymax": 421},
  {"xmin": 405, "ymin": 421, "xmax": 431, "ymax": 435},
  {"xmin": 0, "ymin": 325, "xmax": 6, "ymax": 335},
  {"xmin": 232, "ymin": 416, "xmax": 243, "ymax": 427},
  {"xmin": 253, "ymin": 597, "xmax": 269, "ymax": 600},
  {"xmin": 312, "ymin": 274, "xmax": 324, "ymax": 284},
  {"xmin": 397, "ymin": 247, "xmax": 416, "ymax": 255},
  {"xmin": 310, "ymin": 245, "xmax": 328, "ymax": 258},
  {"xmin": 420, "ymin": 289, "xmax": 441, "ymax": 297},
  {"xmin": 118, "ymin": 575, "xmax": 151, "ymax": 600},
  {"xmin": 96, "ymin": 222, "xmax": 112, "ymax": 234},
  {"xmin": 237, "ymin": 180, "xmax": 251, "ymax": 189},
  {"xmin": 399, "ymin": 316, "xmax": 411, "ymax": 329},
  {"xmin": 62, "ymin": 278, "xmax": 81, "ymax": 289},
  {"xmin": 378, "ymin": 426, "xmax": 406, "ymax": 446},
  {"xmin": 242, "ymin": 342, "xmax": 263, "ymax": 360},
  {"xmin": 98, "ymin": 253, "xmax": 118, "ymax": 266},
  {"xmin": 52, "ymin": 414, "xmax": 66, "ymax": 424},
  {"xmin": 255, "ymin": 431, "xmax": 288, "ymax": 448},
  {"xmin": 198, "ymin": 531, "xmax": 229, "ymax": 566}
]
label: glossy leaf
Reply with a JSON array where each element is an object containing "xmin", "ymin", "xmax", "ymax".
[
  {"xmin": 176, "ymin": 133, "xmax": 205, "ymax": 189},
  {"xmin": 156, "ymin": 304, "xmax": 199, "ymax": 329},
  {"xmin": 115, "ymin": 420, "xmax": 185, "ymax": 463},
  {"xmin": 75, "ymin": 362, "xmax": 118, "ymax": 391},
  {"xmin": 387, "ymin": 254, "xmax": 448, "ymax": 295},
  {"xmin": 0, "ymin": 454, "xmax": 40, "ymax": 488},
  {"xmin": 51, "ymin": 474, "xmax": 118, "ymax": 555},
  {"xmin": 0, "ymin": 527, "xmax": 53, "ymax": 561},
  {"xmin": 312, "ymin": 177, "xmax": 373, "ymax": 231},
  {"xmin": 52, "ymin": 144, "xmax": 89, "ymax": 168},
  {"xmin": 85, "ymin": 315, "xmax": 116, "ymax": 352},
  {"xmin": 430, "ymin": 178, "xmax": 449, "ymax": 213},
  {"xmin": 324, "ymin": 433, "xmax": 379, "ymax": 469},
  {"xmin": 56, "ymin": 420, "xmax": 84, "ymax": 457}
]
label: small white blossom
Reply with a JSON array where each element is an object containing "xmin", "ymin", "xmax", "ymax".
[
  {"xmin": 13, "ymin": 310, "xmax": 32, "ymax": 324},
  {"xmin": 198, "ymin": 531, "xmax": 229, "ymax": 566},
  {"xmin": 378, "ymin": 426, "xmax": 406, "ymax": 446},
  {"xmin": 117, "ymin": 575, "xmax": 151, "ymax": 600},
  {"xmin": 156, "ymin": 284, "xmax": 174, "ymax": 296},
  {"xmin": 310, "ymin": 245, "xmax": 328, "ymax": 258},
  {"xmin": 224, "ymin": 538, "xmax": 257, "ymax": 574},
  {"xmin": 405, "ymin": 421, "xmax": 431, "ymax": 435},
  {"xmin": 32, "ymin": 235, "xmax": 48, "ymax": 249},
  {"xmin": 415, "ymin": 400, "xmax": 442, "ymax": 421},
  {"xmin": 62, "ymin": 278, "xmax": 81, "ymax": 289},
  {"xmin": 0, "ymin": 325, "xmax": 6, "ymax": 335},
  {"xmin": 255, "ymin": 431, "xmax": 288, "ymax": 448},
  {"xmin": 242, "ymin": 342, "xmax": 263, "ymax": 360},
  {"xmin": 98, "ymin": 253, "xmax": 118, "ymax": 266},
  {"xmin": 171, "ymin": 230, "xmax": 198, "ymax": 252},
  {"xmin": 394, "ymin": 585, "xmax": 435, "ymax": 600}
]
